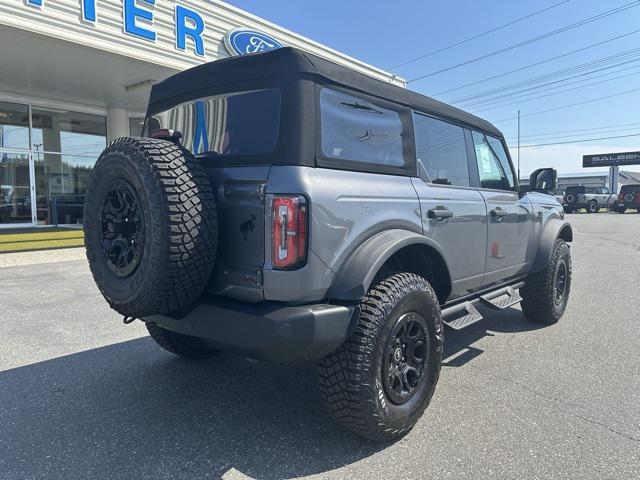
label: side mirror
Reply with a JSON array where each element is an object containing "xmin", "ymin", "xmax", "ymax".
[{"xmin": 529, "ymin": 168, "xmax": 557, "ymax": 193}]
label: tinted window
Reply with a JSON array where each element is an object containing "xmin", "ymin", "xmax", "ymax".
[
  {"xmin": 148, "ymin": 89, "xmax": 280, "ymax": 158},
  {"xmin": 320, "ymin": 88, "xmax": 404, "ymax": 167},
  {"xmin": 413, "ymin": 113, "xmax": 470, "ymax": 187},
  {"xmin": 621, "ymin": 184, "xmax": 640, "ymax": 193},
  {"xmin": 472, "ymin": 131, "xmax": 515, "ymax": 191}
]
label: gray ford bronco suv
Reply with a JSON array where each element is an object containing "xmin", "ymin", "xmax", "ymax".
[{"xmin": 84, "ymin": 48, "xmax": 573, "ymax": 441}]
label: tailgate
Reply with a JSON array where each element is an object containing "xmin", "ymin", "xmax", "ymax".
[{"xmin": 204, "ymin": 165, "xmax": 270, "ymax": 302}]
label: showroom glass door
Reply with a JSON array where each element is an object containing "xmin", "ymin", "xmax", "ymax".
[
  {"xmin": 0, "ymin": 101, "xmax": 35, "ymax": 227},
  {"xmin": 1, "ymin": 100, "xmax": 107, "ymax": 228},
  {"xmin": 0, "ymin": 151, "xmax": 35, "ymax": 226}
]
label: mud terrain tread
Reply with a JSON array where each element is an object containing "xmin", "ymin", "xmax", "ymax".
[
  {"xmin": 520, "ymin": 239, "xmax": 571, "ymax": 324},
  {"xmin": 85, "ymin": 137, "xmax": 217, "ymax": 317},
  {"xmin": 318, "ymin": 273, "xmax": 442, "ymax": 441}
]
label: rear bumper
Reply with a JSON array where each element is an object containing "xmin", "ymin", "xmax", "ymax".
[{"xmin": 144, "ymin": 296, "xmax": 355, "ymax": 362}]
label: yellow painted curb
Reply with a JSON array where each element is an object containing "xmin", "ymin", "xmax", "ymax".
[{"xmin": 0, "ymin": 230, "xmax": 84, "ymax": 244}]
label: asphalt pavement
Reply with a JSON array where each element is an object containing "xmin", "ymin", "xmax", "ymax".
[{"xmin": 1, "ymin": 213, "xmax": 639, "ymax": 479}]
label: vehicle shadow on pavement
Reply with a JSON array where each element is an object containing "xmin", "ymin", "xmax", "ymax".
[
  {"xmin": 0, "ymin": 337, "xmax": 385, "ymax": 480},
  {"xmin": 442, "ymin": 306, "xmax": 547, "ymax": 367}
]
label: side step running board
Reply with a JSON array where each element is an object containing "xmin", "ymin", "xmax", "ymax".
[
  {"xmin": 441, "ymin": 301, "xmax": 483, "ymax": 330},
  {"xmin": 441, "ymin": 282, "xmax": 525, "ymax": 330},
  {"xmin": 479, "ymin": 283, "xmax": 523, "ymax": 310}
]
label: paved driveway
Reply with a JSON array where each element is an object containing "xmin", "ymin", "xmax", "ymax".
[{"xmin": 1, "ymin": 213, "xmax": 639, "ymax": 479}]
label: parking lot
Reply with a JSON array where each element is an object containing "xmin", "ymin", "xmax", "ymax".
[{"xmin": 1, "ymin": 213, "xmax": 638, "ymax": 480}]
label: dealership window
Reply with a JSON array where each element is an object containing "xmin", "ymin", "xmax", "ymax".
[
  {"xmin": 413, "ymin": 113, "xmax": 470, "ymax": 187},
  {"xmin": 0, "ymin": 102, "xmax": 106, "ymax": 227},
  {"xmin": 320, "ymin": 88, "xmax": 405, "ymax": 168},
  {"xmin": 0, "ymin": 152, "xmax": 32, "ymax": 224},
  {"xmin": 129, "ymin": 117, "xmax": 145, "ymax": 137},
  {"xmin": 0, "ymin": 101, "xmax": 30, "ymax": 150}
]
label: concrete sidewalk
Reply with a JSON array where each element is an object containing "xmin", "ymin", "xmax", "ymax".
[{"xmin": 0, "ymin": 246, "xmax": 86, "ymax": 268}]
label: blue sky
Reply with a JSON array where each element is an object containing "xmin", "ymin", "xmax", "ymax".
[{"xmin": 226, "ymin": 0, "xmax": 640, "ymax": 176}]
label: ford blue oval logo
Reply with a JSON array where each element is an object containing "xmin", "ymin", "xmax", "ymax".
[{"xmin": 224, "ymin": 28, "xmax": 284, "ymax": 56}]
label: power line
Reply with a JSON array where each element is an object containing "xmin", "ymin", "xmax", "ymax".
[
  {"xmin": 433, "ymin": 28, "xmax": 640, "ymax": 97},
  {"xmin": 467, "ymin": 65, "xmax": 640, "ymax": 112},
  {"xmin": 493, "ymin": 86, "xmax": 640, "ymax": 122},
  {"xmin": 508, "ymin": 125, "xmax": 640, "ymax": 142},
  {"xmin": 389, "ymin": 0, "xmax": 570, "ymax": 70},
  {"xmin": 408, "ymin": 0, "xmax": 640, "ymax": 83},
  {"xmin": 505, "ymin": 121, "xmax": 640, "ymax": 141},
  {"xmin": 507, "ymin": 132, "xmax": 640, "ymax": 148},
  {"xmin": 452, "ymin": 47, "xmax": 640, "ymax": 105}
]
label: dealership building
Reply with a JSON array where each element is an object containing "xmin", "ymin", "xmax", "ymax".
[{"xmin": 0, "ymin": 0, "xmax": 403, "ymax": 229}]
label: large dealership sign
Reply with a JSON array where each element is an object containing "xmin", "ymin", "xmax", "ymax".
[
  {"xmin": 583, "ymin": 151, "xmax": 640, "ymax": 168},
  {"xmin": 23, "ymin": 0, "xmax": 282, "ymax": 58}
]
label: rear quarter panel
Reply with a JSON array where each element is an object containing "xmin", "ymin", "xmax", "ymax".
[{"xmin": 263, "ymin": 166, "xmax": 422, "ymax": 302}]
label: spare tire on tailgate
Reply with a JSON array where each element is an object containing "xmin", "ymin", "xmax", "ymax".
[{"xmin": 83, "ymin": 137, "xmax": 218, "ymax": 318}]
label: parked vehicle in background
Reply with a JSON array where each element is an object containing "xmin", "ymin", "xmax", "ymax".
[
  {"xmin": 614, "ymin": 184, "xmax": 640, "ymax": 213},
  {"xmin": 83, "ymin": 47, "xmax": 573, "ymax": 442},
  {"xmin": 553, "ymin": 188, "xmax": 565, "ymax": 206},
  {"xmin": 563, "ymin": 185, "xmax": 617, "ymax": 213}
]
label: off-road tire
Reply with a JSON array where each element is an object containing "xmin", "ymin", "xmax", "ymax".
[
  {"xmin": 563, "ymin": 206, "xmax": 574, "ymax": 214},
  {"xmin": 521, "ymin": 239, "xmax": 572, "ymax": 324},
  {"xmin": 146, "ymin": 322, "xmax": 219, "ymax": 359},
  {"xmin": 587, "ymin": 200, "xmax": 598, "ymax": 214},
  {"xmin": 84, "ymin": 137, "xmax": 218, "ymax": 318},
  {"xmin": 318, "ymin": 273, "xmax": 443, "ymax": 442}
]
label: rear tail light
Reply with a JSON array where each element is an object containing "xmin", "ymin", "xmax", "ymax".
[
  {"xmin": 272, "ymin": 195, "xmax": 307, "ymax": 270},
  {"xmin": 635, "ymin": 192, "xmax": 640, "ymax": 203}
]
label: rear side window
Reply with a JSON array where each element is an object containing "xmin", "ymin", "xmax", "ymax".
[
  {"xmin": 472, "ymin": 131, "xmax": 515, "ymax": 191},
  {"xmin": 319, "ymin": 88, "xmax": 405, "ymax": 168},
  {"xmin": 413, "ymin": 113, "xmax": 470, "ymax": 187},
  {"xmin": 146, "ymin": 89, "xmax": 281, "ymax": 158}
]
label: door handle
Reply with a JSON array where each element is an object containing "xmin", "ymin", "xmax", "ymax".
[
  {"xmin": 490, "ymin": 208, "xmax": 507, "ymax": 219},
  {"xmin": 428, "ymin": 207, "xmax": 453, "ymax": 220}
]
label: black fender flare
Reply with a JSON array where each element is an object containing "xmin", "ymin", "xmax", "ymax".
[
  {"xmin": 532, "ymin": 219, "xmax": 573, "ymax": 272},
  {"xmin": 327, "ymin": 229, "xmax": 451, "ymax": 301}
]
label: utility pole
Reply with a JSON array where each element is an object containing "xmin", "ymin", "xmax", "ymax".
[{"xmin": 517, "ymin": 109, "xmax": 521, "ymax": 183}]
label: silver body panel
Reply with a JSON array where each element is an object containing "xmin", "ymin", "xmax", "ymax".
[{"xmin": 204, "ymin": 165, "xmax": 564, "ymax": 305}]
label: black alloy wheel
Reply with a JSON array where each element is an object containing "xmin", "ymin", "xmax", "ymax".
[
  {"xmin": 553, "ymin": 259, "xmax": 568, "ymax": 309},
  {"xmin": 100, "ymin": 178, "xmax": 145, "ymax": 278},
  {"xmin": 382, "ymin": 312, "xmax": 429, "ymax": 405}
]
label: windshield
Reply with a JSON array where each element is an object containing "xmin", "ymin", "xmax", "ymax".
[{"xmin": 145, "ymin": 89, "xmax": 281, "ymax": 159}]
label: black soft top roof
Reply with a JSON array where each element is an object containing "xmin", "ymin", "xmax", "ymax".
[{"xmin": 148, "ymin": 47, "xmax": 502, "ymax": 138}]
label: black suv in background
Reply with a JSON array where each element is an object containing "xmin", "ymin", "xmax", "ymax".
[{"xmin": 615, "ymin": 184, "xmax": 640, "ymax": 213}]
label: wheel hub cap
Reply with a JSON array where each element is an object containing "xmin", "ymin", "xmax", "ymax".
[
  {"xmin": 554, "ymin": 261, "xmax": 567, "ymax": 306},
  {"xmin": 100, "ymin": 179, "xmax": 145, "ymax": 278},
  {"xmin": 382, "ymin": 312, "xmax": 429, "ymax": 405}
]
